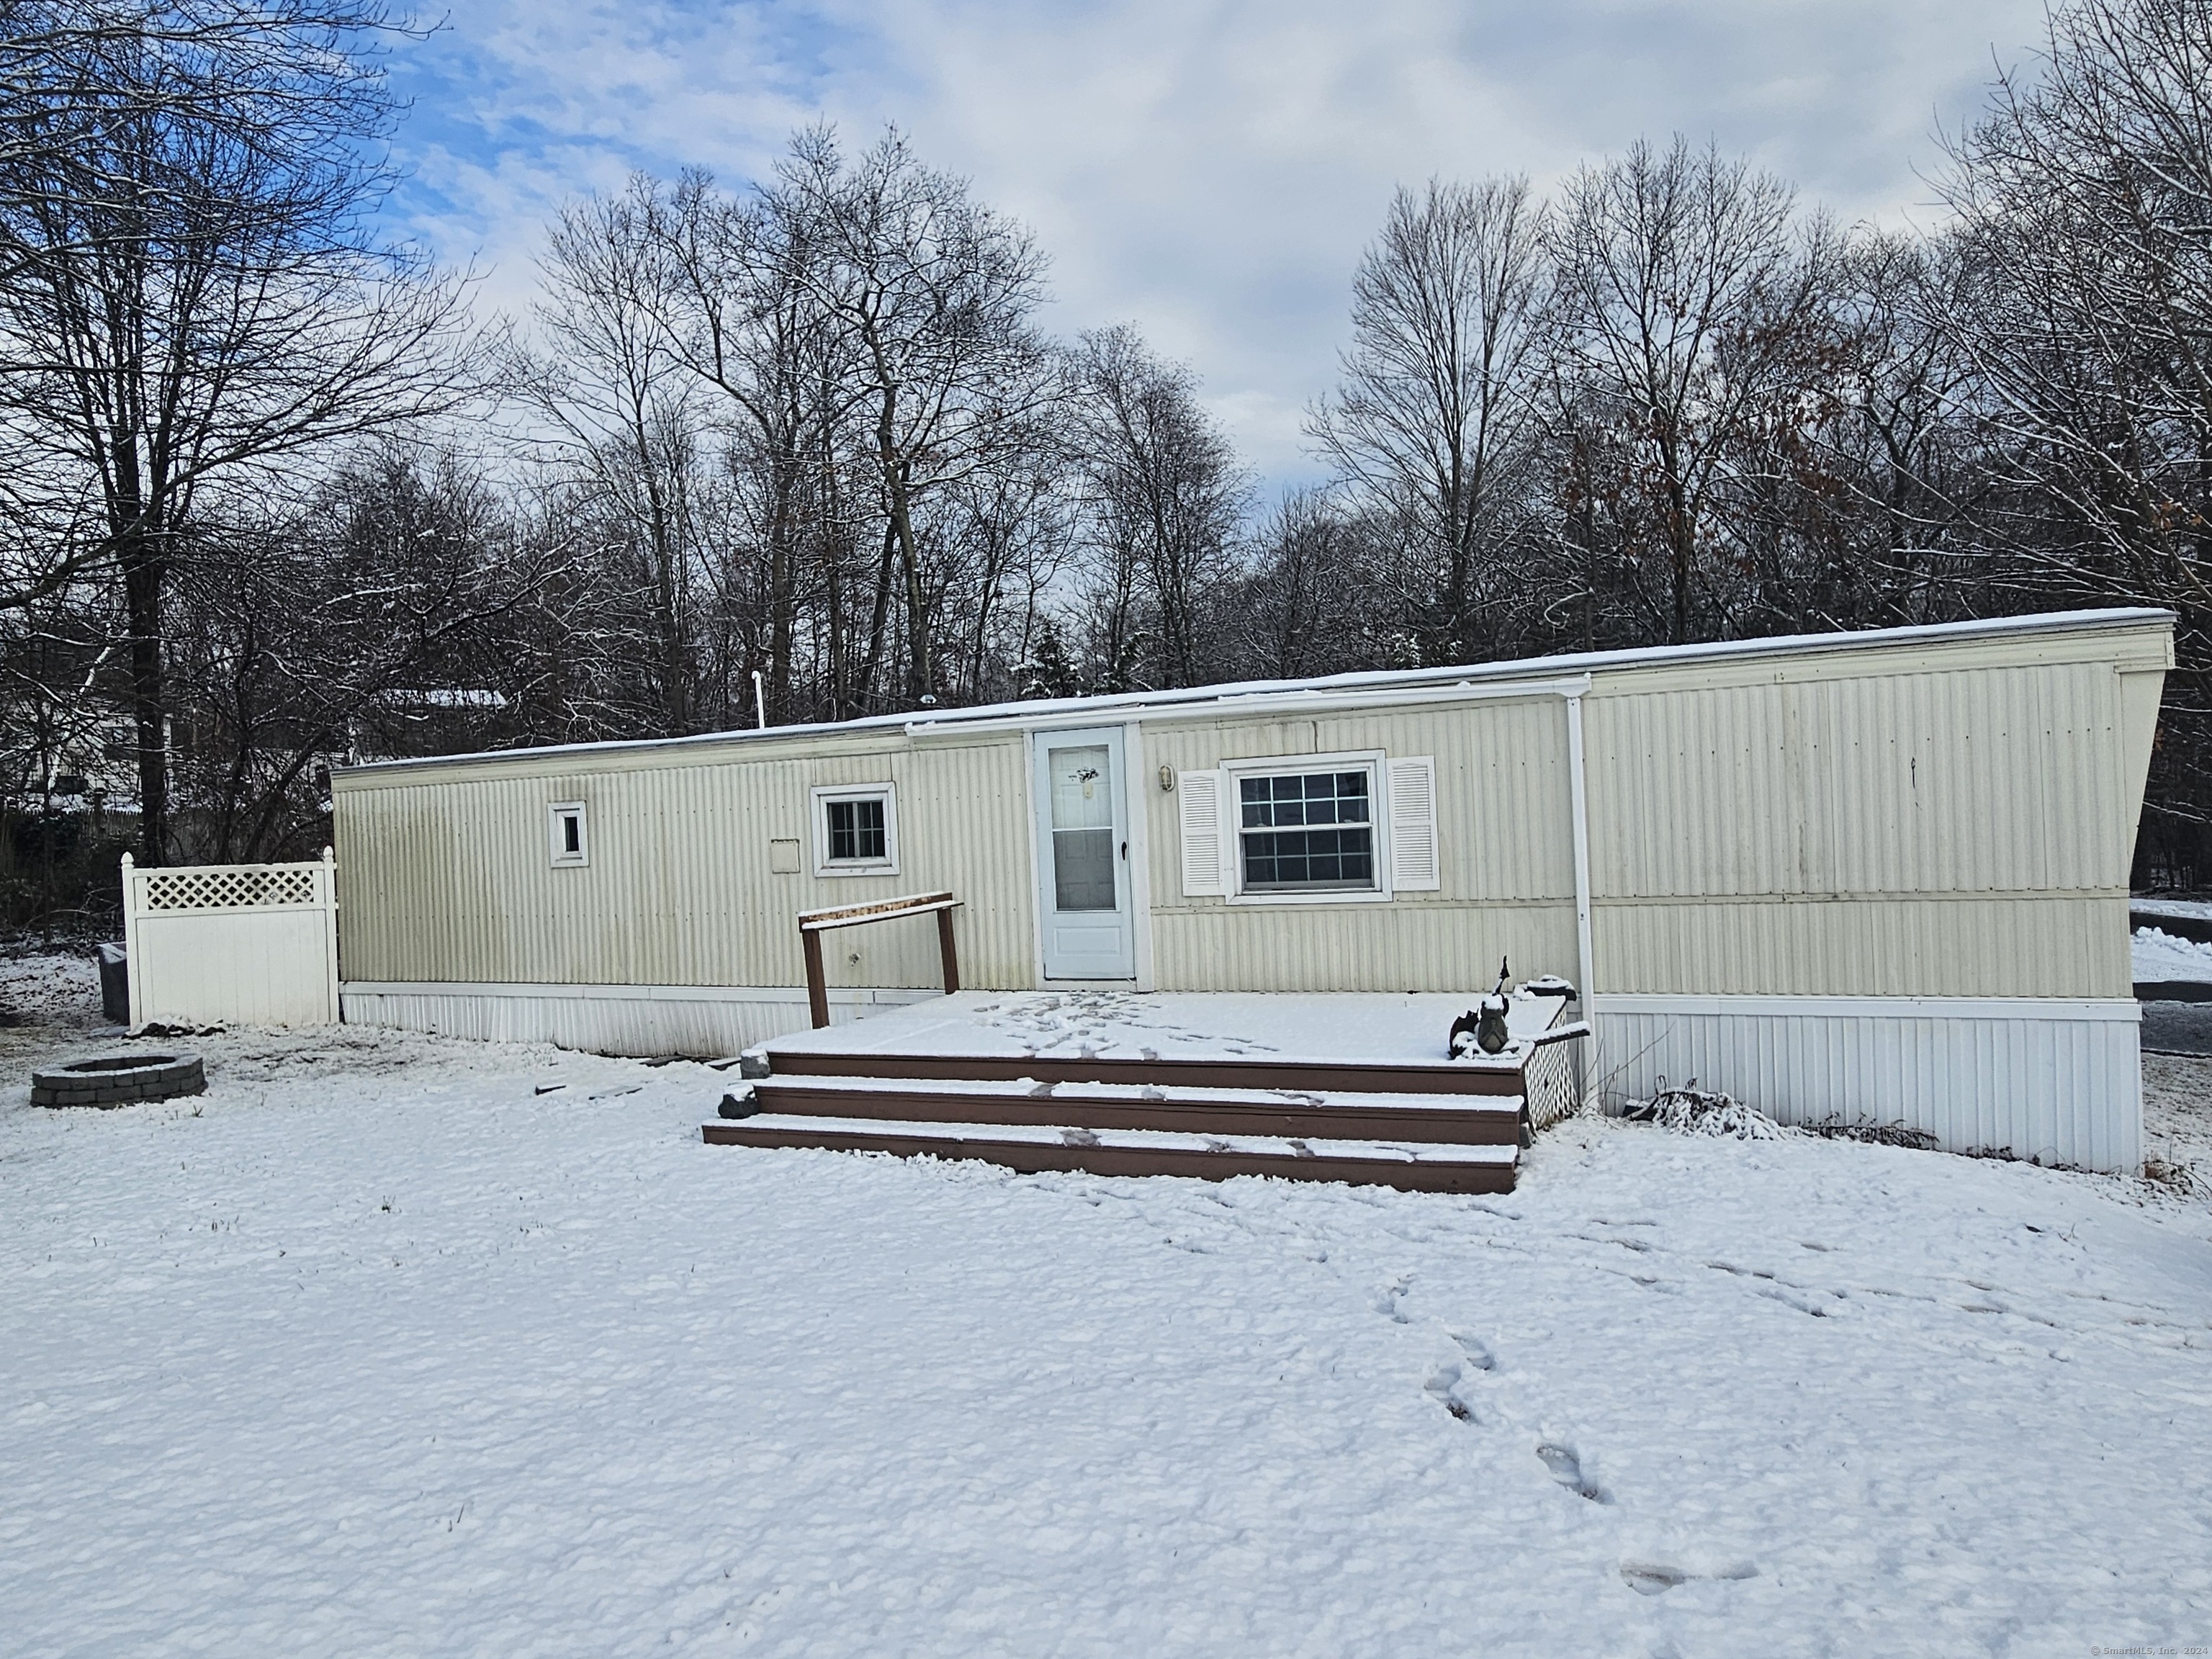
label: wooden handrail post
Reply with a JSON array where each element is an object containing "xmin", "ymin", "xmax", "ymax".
[
  {"xmin": 796, "ymin": 889, "xmax": 962, "ymax": 1026},
  {"xmin": 802, "ymin": 926, "xmax": 830, "ymax": 1029}
]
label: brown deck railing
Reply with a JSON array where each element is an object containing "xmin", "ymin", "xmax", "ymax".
[{"xmin": 795, "ymin": 891, "xmax": 963, "ymax": 1029}]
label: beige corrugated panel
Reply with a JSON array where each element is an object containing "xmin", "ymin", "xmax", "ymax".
[
  {"xmin": 335, "ymin": 736, "xmax": 1033, "ymax": 990},
  {"xmin": 1584, "ymin": 662, "xmax": 2128, "ymax": 899},
  {"xmin": 1141, "ymin": 698, "xmax": 1582, "ymax": 992},
  {"xmin": 336, "ymin": 614, "xmax": 2168, "ymax": 1007},
  {"xmin": 1582, "ymin": 657, "xmax": 2142, "ymax": 998},
  {"xmin": 1593, "ymin": 896, "xmax": 2127, "ymax": 997}
]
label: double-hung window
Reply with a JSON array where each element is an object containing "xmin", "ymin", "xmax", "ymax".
[
  {"xmin": 1228, "ymin": 755, "xmax": 1383, "ymax": 896},
  {"xmin": 1177, "ymin": 750, "xmax": 1435, "ymax": 903},
  {"xmin": 811, "ymin": 783, "xmax": 899, "ymax": 876}
]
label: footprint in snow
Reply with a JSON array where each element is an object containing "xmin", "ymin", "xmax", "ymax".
[
  {"xmin": 1536, "ymin": 1442, "xmax": 1611, "ymax": 1503},
  {"xmin": 1447, "ymin": 1331, "xmax": 1496, "ymax": 1370},
  {"xmin": 1619, "ymin": 1560, "xmax": 1758, "ymax": 1596},
  {"xmin": 1425, "ymin": 1361, "xmax": 1482, "ymax": 1424},
  {"xmin": 1375, "ymin": 1276, "xmax": 1416, "ymax": 1323}
]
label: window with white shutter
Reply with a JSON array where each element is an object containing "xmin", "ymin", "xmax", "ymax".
[
  {"xmin": 1176, "ymin": 769, "xmax": 1227, "ymax": 896},
  {"xmin": 1387, "ymin": 756, "xmax": 1439, "ymax": 891},
  {"xmin": 1215, "ymin": 750, "xmax": 1391, "ymax": 903}
]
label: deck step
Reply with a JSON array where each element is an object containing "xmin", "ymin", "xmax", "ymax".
[
  {"xmin": 703, "ymin": 1113, "xmax": 1519, "ymax": 1194},
  {"xmin": 756, "ymin": 1047, "xmax": 1526, "ymax": 1097},
  {"xmin": 747, "ymin": 1074, "xmax": 1526, "ymax": 1144}
]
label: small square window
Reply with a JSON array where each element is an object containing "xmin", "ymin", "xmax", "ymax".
[
  {"xmin": 810, "ymin": 783, "xmax": 899, "ymax": 877},
  {"xmin": 549, "ymin": 801, "xmax": 588, "ymax": 868},
  {"xmin": 827, "ymin": 796, "xmax": 886, "ymax": 863}
]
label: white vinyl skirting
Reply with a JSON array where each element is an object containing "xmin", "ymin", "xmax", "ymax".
[
  {"xmin": 1588, "ymin": 994, "xmax": 2143, "ymax": 1174},
  {"xmin": 339, "ymin": 981, "xmax": 938, "ymax": 1058}
]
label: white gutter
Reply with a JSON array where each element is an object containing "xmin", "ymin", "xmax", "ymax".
[
  {"xmin": 904, "ymin": 673, "xmax": 1596, "ymax": 737},
  {"xmin": 1565, "ymin": 688, "xmax": 1596, "ymax": 1016}
]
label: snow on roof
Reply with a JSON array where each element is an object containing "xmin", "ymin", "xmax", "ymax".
[{"xmin": 335, "ymin": 606, "xmax": 2174, "ymax": 780}]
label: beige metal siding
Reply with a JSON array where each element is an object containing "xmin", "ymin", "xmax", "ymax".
[
  {"xmin": 1143, "ymin": 696, "xmax": 1581, "ymax": 992},
  {"xmin": 335, "ymin": 613, "xmax": 2169, "ymax": 1010},
  {"xmin": 1583, "ymin": 657, "xmax": 2142, "ymax": 997},
  {"xmin": 335, "ymin": 736, "xmax": 1033, "ymax": 992},
  {"xmin": 1140, "ymin": 621, "xmax": 2163, "ymax": 1000},
  {"xmin": 1586, "ymin": 662, "xmax": 2130, "ymax": 899}
]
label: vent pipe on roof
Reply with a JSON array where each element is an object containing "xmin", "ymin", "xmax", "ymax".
[{"xmin": 752, "ymin": 670, "xmax": 766, "ymax": 730}]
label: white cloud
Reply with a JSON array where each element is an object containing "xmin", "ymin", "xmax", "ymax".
[{"xmin": 388, "ymin": 0, "xmax": 2053, "ymax": 490}]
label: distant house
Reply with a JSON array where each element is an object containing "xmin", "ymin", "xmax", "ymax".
[{"xmin": 331, "ymin": 608, "xmax": 2171, "ymax": 1172}]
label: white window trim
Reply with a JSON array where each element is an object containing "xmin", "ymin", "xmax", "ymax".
[
  {"xmin": 1220, "ymin": 750, "xmax": 1392, "ymax": 905},
  {"xmin": 548, "ymin": 801, "xmax": 589, "ymax": 868},
  {"xmin": 810, "ymin": 782, "xmax": 900, "ymax": 878}
]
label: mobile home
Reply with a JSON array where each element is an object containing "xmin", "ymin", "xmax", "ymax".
[{"xmin": 332, "ymin": 607, "xmax": 2172, "ymax": 1173}]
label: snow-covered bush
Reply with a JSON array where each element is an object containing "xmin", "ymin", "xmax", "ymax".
[{"xmin": 1621, "ymin": 1081, "xmax": 1786, "ymax": 1141}]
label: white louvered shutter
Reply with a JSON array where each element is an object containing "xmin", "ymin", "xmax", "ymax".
[
  {"xmin": 1387, "ymin": 756, "xmax": 1440, "ymax": 891},
  {"xmin": 1177, "ymin": 770, "xmax": 1228, "ymax": 896}
]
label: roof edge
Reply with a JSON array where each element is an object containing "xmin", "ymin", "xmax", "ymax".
[{"xmin": 332, "ymin": 606, "xmax": 2177, "ymax": 785}]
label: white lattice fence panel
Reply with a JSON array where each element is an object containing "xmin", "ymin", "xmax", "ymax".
[
  {"xmin": 1523, "ymin": 1035, "xmax": 1583, "ymax": 1130},
  {"xmin": 122, "ymin": 852, "xmax": 341, "ymax": 1028},
  {"xmin": 141, "ymin": 863, "xmax": 319, "ymax": 912}
]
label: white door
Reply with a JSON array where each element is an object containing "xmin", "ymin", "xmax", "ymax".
[{"xmin": 1034, "ymin": 727, "xmax": 1136, "ymax": 981}]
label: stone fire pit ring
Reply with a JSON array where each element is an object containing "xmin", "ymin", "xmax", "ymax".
[{"xmin": 32, "ymin": 1053, "xmax": 206, "ymax": 1109}]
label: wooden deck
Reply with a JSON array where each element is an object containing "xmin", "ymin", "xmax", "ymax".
[{"xmin": 701, "ymin": 989, "xmax": 1587, "ymax": 1193}]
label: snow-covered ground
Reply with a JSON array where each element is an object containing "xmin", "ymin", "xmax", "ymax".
[
  {"xmin": 2135, "ymin": 924, "xmax": 2212, "ymax": 983},
  {"xmin": 0, "ymin": 944, "xmax": 109, "ymax": 1028},
  {"xmin": 1, "ymin": 963, "xmax": 2209, "ymax": 1655}
]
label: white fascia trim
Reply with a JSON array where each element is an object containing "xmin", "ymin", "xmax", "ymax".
[
  {"xmin": 341, "ymin": 981, "xmax": 941, "ymax": 1006},
  {"xmin": 1589, "ymin": 992, "xmax": 2142, "ymax": 1022},
  {"xmin": 909, "ymin": 674, "xmax": 1596, "ymax": 737}
]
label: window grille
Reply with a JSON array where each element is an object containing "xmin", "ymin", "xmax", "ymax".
[{"xmin": 1237, "ymin": 769, "xmax": 1375, "ymax": 891}]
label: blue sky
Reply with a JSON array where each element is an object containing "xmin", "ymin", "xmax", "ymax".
[{"xmin": 382, "ymin": 0, "xmax": 2050, "ymax": 492}]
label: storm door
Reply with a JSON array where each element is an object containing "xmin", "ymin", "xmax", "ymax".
[{"xmin": 1032, "ymin": 727, "xmax": 1136, "ymax": 980}]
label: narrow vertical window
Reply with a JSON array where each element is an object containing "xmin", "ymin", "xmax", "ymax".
[{"xmin": 549, "ymin": 801, "xmax": 589, "ymax": 868}]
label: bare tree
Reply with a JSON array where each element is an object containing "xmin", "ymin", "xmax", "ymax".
[
  {"xmin": 529, "ymin": 176, "xmax": 709, "ymax": 734},
  {"xmin": 643, "ymin": 170, "xmax": 858, "ymax": 723},
  {"xmin": 1309, "ymin": 177, "xmax": 1547, "ymax": 661},
  {"xmin": 1937, "ymin": 0, "xmax": 2212, "ymax": 621},
  {"xmin": 1066, "ymin": 325, "xmax": 1248, "ymax": 688},
  {"xmin": 1549, "ymin": 138, "xmax": 1833, "ymax": 643},
  {"xmin": 0, "ymin": 0, "xmax": 474, "ymax": 861},
  {"xmin": 776, "ymin": 127, "xmax": 1056, "ymax": 705}
]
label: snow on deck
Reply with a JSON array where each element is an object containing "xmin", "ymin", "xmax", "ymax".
[
  {"xmin": 760, "ymin": 988, "xmax": 1568, "ymax": 1067},
  {"xmin": 0, "ymin": 972, "xmax": 2208, "ymax": 1654}
]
